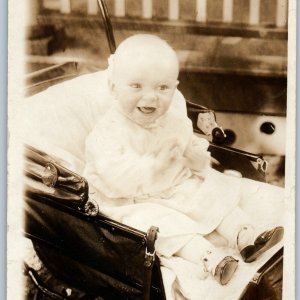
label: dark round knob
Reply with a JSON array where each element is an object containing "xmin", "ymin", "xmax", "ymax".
[
  {"xmin": 223, "ymin": 129, "xmax": 236, "ymax": 145},
  {"xmin": 212, "ymin": 127, "xmax": 226, "ymax": 144},
  {"xmin": 260, "ymin": 122, "xmax": 275, "ymax": 134}
]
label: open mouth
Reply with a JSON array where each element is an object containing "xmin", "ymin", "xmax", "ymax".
[{"xmin": 137, "ymin": 107, "xmax": 156, "ymax": 114}]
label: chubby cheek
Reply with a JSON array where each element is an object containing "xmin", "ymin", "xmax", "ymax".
[
  {"xmin": 159, "ymin": 95, "xmax": 174, "ymax": 112},
  {"xmin": 118, "ymin": 94, "xmax": 140, "ymax": 114}
]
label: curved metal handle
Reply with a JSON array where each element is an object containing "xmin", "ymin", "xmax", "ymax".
[{"xmin": 97, "ymin": 0, "xmax": 116, "ymax": 54}]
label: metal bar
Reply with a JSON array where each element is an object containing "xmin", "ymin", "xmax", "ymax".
[
  {"xmin": 196, "ymin": 0, "xmax": 207, "ymax": 22},
  {"xmin": 24, "ymin": 263, "xmax": 67, "ymax": 300},
  {"xmin": 249, "ymin": 0, "xmax": 260, "ymax": 25},
  {"xmin": 223, "ymin": 0, "xmax": 234, "ymax": 23},
  {"xmin": 98, "ymin": 0, "xmax": 116, "ymax": 53},
  {"xmin": 168, "ymin": 0, "xmax": 179, "ymax": 20},
  {"xmin": 208, "ymin": 143, "xmax": 265, "ymax": 162},
  {"xmin": 142, "ymin": 0, "xmax": 153, "ymax": 19}
]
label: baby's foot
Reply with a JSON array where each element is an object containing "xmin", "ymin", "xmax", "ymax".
[
  {"xmin": 214, "ymin": 256, "xmax": 239, "ymax": 285},
  {"xmin": 202, "ymin": 251, "xmax": 239, "ymax": 285},
  {"xmin": 240, "ymin": 226, "xmax": 284, "ymax": 263}
]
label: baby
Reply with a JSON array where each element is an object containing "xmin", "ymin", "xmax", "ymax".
[{"xmin": 84, "ymin": 34, "xmax": 284, "ymax": 285}]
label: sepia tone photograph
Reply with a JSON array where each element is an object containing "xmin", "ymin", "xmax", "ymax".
[{"xmin": 7, "ymin": 0, "xmax": 296, "ymax": 299}]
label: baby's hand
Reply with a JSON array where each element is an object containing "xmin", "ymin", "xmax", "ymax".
[
  {"xmin": 186, "ymin": 152, "xmax": 211, "ymax": 172},
  {"xmin": 169, "ymin": 144, "xmax": 181, "ymax": 162},
  {"xmin": 184, "ymin": 142, "xmax": 211, "ymax": 173},
  {"xmin": 156, "ymin": 139, "xmax": 181, "ymax": 165}
]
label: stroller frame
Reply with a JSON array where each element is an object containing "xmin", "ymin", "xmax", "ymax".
[
  {"xmin": 23, "ymin": 139, "xmax": 283, "ymax": 300},
  {"xmin": 22, "ymin": 97, "xmax": 278, "ymax": 299},
  {"xmin": 24, "ymin": 144, "xmax": 165, "ymax": 300}
]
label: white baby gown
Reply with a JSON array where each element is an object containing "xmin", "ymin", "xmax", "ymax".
[{"xmin": 84, "ymin": 101, "xmax": 242, "ymax": 257}]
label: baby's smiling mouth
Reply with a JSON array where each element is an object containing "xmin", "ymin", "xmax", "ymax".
[{"xmin": 137, "ymin": 107, "xmax": 156, "ymax": 114}]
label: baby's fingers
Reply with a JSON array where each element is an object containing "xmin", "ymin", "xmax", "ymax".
[{"xmin": 170, "ymin": 146, "xmax": 180, "ymax": 161}]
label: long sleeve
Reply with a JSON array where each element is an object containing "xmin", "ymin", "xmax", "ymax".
[
  {"xmin": 84, "ymin": 114, "xmax": 190, "ymax": 198},
  {"xmin": 84, "ymin": 127, "xmax": 159, "ymax": 198}
]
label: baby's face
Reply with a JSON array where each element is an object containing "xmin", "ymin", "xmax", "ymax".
[{"xmin": 111, "ymin": 53, "xmax": 179, "ymax": 127}]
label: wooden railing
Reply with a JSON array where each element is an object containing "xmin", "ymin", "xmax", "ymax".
[
  {"xmin": 40, "ymin": 0, "xmax": 288, "ymax": 28},
  {"xmin": 26, "ymin": 0, "xmax": 287, "ymax": 78}
]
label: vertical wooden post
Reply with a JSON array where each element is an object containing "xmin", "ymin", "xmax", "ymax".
[
  {"xmin": 249, "ymin": 0, "xmax": 260, "ymax": 25},
  {"xmin": 115, "ymin": 0, "xmax": 126, "ymax": 17},
  {"xmin": 42, "ymin": 0, "xmax": 60, "ymax": 10},
  {"xmin": 87, "ymin": 0, "xmax": 98, "ymax": 15},
  {"xmin": 168, "ymin": 0, "xmax": 179, "ymax": 20},
  {"xmin": 276, "ymin": 0, "xmax": 287, "ymax": 27},
  {"xmin": 60, "ymin": 0, "xmax": 71, "ymax": 14},
  {"xmin": 26, "ymin": 0, "xmax": 41, "ymax": 25},
  {"xmin": 196, "ymin": 0, "xmax": 207, "ymax": 22},
  {"xmin": 223, "ymin": 0, "xmax": 233, "ymax": 23},
  {"xmin": 142, "ymin": 0, "xmax": 153, "ymax": 19}
]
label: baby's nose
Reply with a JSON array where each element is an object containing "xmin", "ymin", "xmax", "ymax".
[{"xmin": 141, "ymin": 91, "xmax": 158, "ymax": 104}]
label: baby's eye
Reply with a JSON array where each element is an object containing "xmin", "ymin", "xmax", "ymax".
[
  {"xmin": 130, "ymin": 83, "xmax": 141, "ymax": 89},
  {"xmin": 158, "ymin": 85, "xmax": 169, "ymax": 91}
]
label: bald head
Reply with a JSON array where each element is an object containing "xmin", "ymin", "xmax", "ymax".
[{"xmin": 109, "ymin": 34, "xmax": 179, "ymax": 83}]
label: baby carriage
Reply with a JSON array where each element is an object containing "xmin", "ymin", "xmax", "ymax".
[
  {"xmin": 22, "ymin": 1, "xmax": 284, "ymax": 299},
  {"xmin": 23, "ymin": 63, "xmax": 284, "ymax": 300}
]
